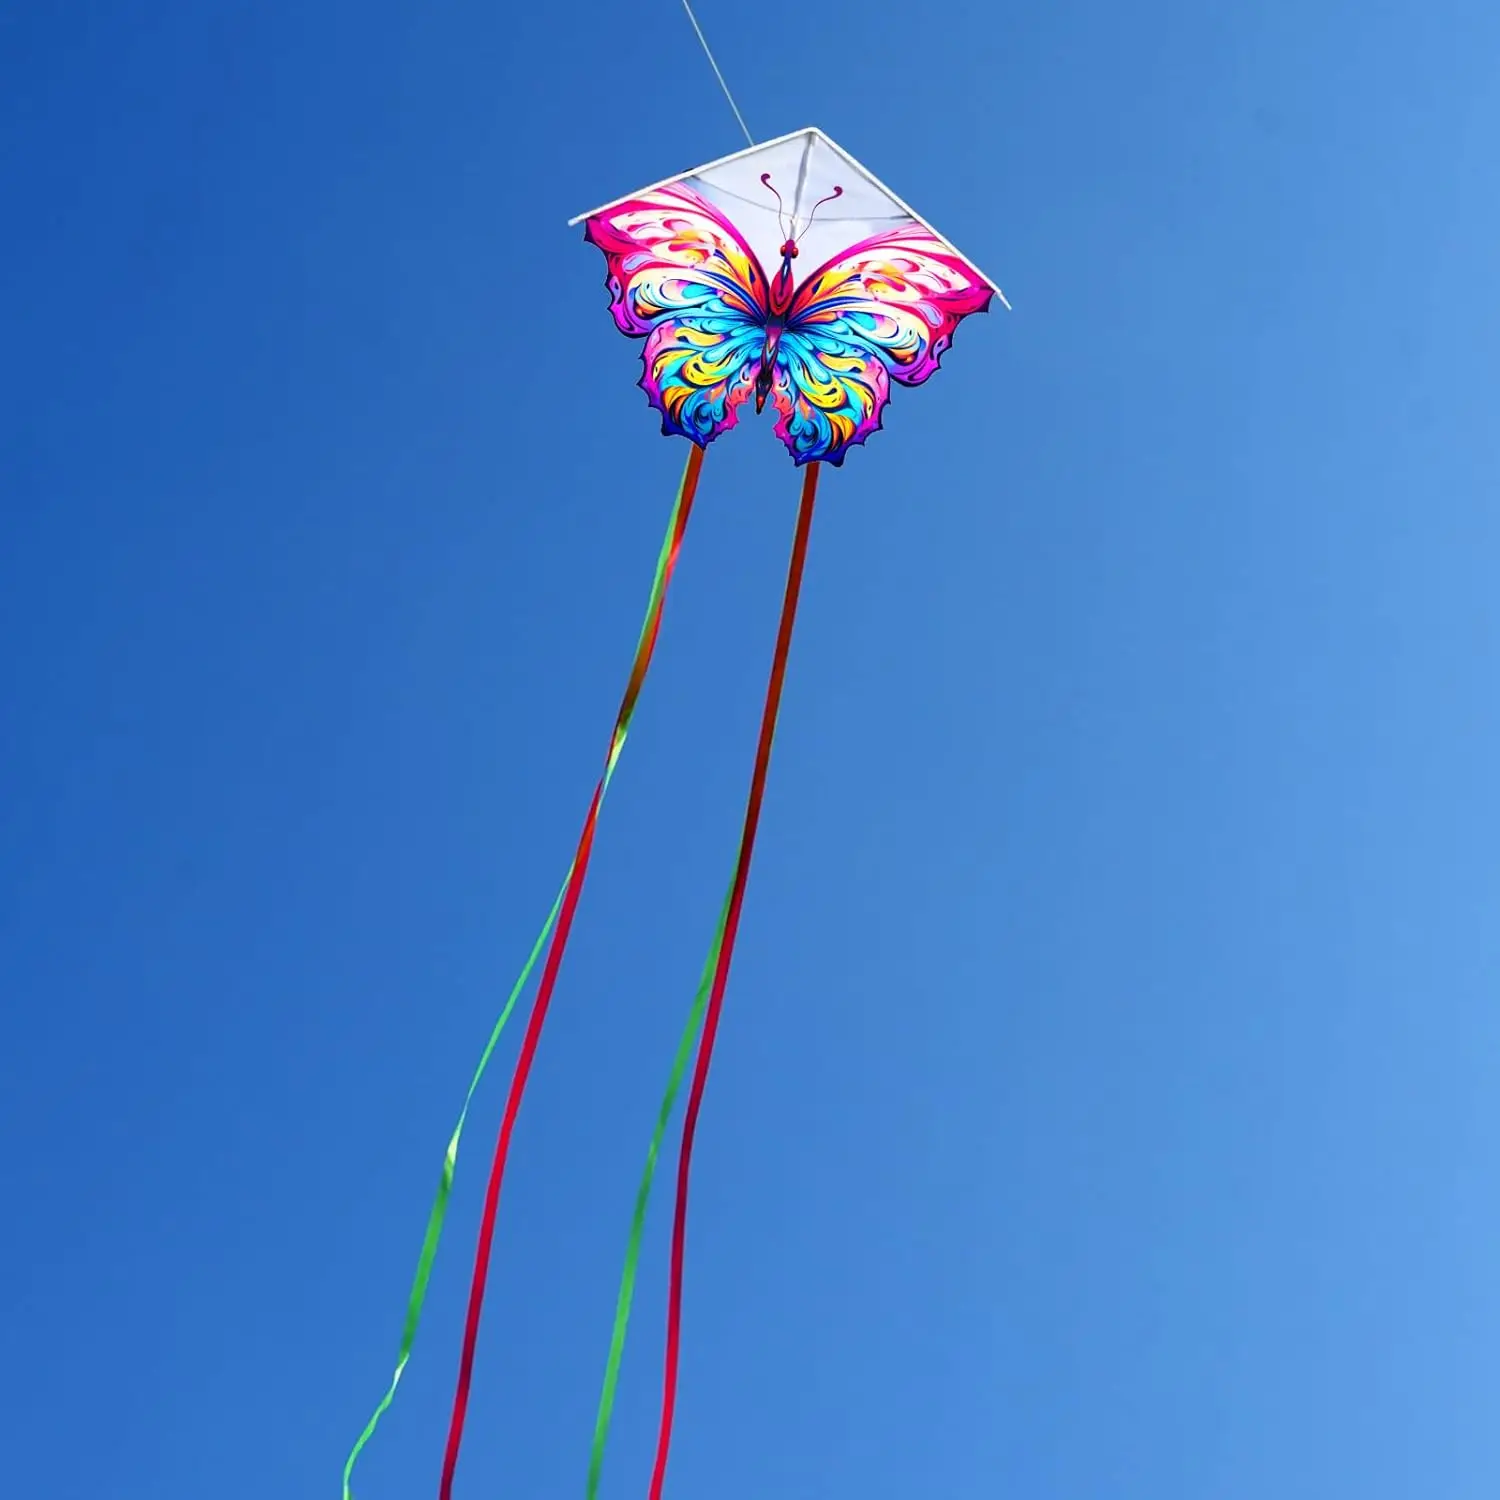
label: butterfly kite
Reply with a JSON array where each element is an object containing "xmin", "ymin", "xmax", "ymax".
[{"xmin": 343, "ymin": 125, "xmax": 1006, "ymax": 1500}]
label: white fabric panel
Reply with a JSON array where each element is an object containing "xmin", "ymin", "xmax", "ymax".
[
  {"xmin": 687, "ymin": 130, "xmax": 908, "ymax": 272},
  {"xmin": 569, "ymin": 127, "xmax": 1006, "ymax": 304}
]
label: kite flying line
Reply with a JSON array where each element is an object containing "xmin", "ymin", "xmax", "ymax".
[{"xmin": 681, "ymin": 0, "xmax": 755, "ymax": 146}]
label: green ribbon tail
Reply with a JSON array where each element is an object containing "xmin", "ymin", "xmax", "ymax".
[
  {"xmin": 342, "ymin": 456, "xmax": 696, "ymax": 1500},
  {"xmin": 585, "ymin": 881, "xmax": 734, "ymax": 1500},
  {"xmin": 341, "ymin": 876, "xmax": 566, "ymax": 1500}
]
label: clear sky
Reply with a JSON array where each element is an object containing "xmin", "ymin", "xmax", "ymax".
[{"xmin": 4, "ymin": 2, "xmax": 1499, "ymax": 1497}]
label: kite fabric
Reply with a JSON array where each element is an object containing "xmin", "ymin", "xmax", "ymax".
[
  {"xmin": 572, "ymin": 126, "xmax": 1004, "ymax": 467},
  {"xmin": 341, "ymin": 445, "xmax": 703, "ymax": 1500},
  {"xmin": 344, "ymin": 121, "xmax": 1001, "ymax": 1500}
]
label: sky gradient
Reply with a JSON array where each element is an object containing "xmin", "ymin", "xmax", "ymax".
[{"xmin": 3, "ymin": 2, "xmax": 1499, "ymax": 1497}]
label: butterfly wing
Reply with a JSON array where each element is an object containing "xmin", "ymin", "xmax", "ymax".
[
  {"xmin": 585, "ymin": 184, "xmax": 772, "ymax": 446},
  {"xmin": 769, "ymin": 227, "xmax": 994, "ymax": 466}
]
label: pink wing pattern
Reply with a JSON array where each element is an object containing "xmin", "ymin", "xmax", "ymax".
[
  {"xmin": 769, "ymin": 228, "xmax": 995, "ymax": 465},
  {"xmin": 584, "ymin": 185, "xmax": 772, "ymax": 447},
  {"xmin": 584, "ymin": 185, "xmax": 994, "ymax": 465}
]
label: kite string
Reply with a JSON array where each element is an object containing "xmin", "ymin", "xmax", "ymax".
[
  {"xmin": 436, "ymin": 445, "xmax": 707, "ymax": 1500},
  {"xmin": 647, "ymin": 460, "xmax": 821, "ymax": 1500},
  {"xmin": 680, "ymin": 0, "xmax": 754, "ymax": 147}
]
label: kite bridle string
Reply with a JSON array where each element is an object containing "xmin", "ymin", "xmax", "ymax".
[{"xmin": 681, "ymin": 0, "xmax": 754, "ymax": 147}]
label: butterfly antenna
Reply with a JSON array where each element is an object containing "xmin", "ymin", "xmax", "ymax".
[
  {"xmin": 760, "ymin": 173, "xmax": 790, "ymax": 241},
  {"xmin": 800, "ymin": 185, "xmax": 844, "ymax": 238}
]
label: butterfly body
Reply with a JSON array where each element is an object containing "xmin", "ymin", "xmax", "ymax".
[
  {"xmin": 585, "ymin": 182, "xmax": 993, "ymax": 466},
  {"xmin": 749, "ymin": 240, "xmax": 803, "ymax": 413}
]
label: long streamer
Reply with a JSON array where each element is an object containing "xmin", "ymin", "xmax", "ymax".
[
  {"xmin": 435, "ymin": 444, "xmax": 708, "ymax": 1500},
  {"xmin": 649, "ymin": 460, "xmax": 821, "ymax": 1500},
  {"xmin": 584, "ymin": 890, "xmax": 727, "ymax": 1500},
  {"xmin": 341, "ymin": 445, "xmax": 704, "ymax": 1500},
  {"xmin": 342, "ymin": 882, "xmax": 565, "ymax": 1500}
]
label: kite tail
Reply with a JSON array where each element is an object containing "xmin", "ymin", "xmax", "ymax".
[
  {"xmin": 583, "ymin": 460, "xmax": 821, "ymax": 1500},
  {"xmin": 433, "ymin": 443, "xmax": 705, "ymax": 1500},
  {"xmin": 339, "ymin": 444, "xmax": 704, "ymax": 1500},
  {"xmin": 584, "ymin": 893, "xmax": 726, "ymax": 1500},
  {"xmin": 647, "ymin": 459, "xmax": 819, "ymax": 1499}
]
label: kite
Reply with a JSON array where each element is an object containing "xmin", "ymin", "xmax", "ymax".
[{"xmin": 341, "ymin": 101, "xmax": 1005, "ymax": 1500}]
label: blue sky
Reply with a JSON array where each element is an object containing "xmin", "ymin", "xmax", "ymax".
[{"xmin": 4, "ymin": 1, "xmax": 1499, "ymax": 1496}]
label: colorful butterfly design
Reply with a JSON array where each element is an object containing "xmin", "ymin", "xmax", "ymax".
[{"xmin": 584, "ymin": 180, "xmax": 994, "ymax": 466}]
